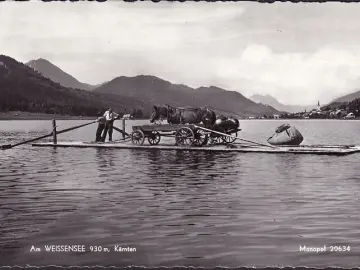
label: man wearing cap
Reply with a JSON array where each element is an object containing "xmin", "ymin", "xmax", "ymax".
[{"xmin": 101, "ymin": 108, "xmax": 120, "ymax": 142}]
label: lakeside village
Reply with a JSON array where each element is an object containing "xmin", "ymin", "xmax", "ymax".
[{"xmin": 247, "ymin": 101, "xmax": 360, "ymax": 120}]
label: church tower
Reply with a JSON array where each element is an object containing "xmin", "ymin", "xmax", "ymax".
[{"xmin": 317, "ymin": 100, "xmax": 321, "ymax": 111}]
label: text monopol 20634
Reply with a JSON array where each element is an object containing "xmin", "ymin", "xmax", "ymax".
[{"xmin": 299, "ymin": 245, "xmax": 351, "ymax": 253}]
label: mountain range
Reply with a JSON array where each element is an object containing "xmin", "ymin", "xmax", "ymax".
[
  {"xmin": 3, "ymin": 55, "xmax": 358, "ymax": 118},
  {"xmin": 93, "ymin": 76, "xmax": 279, "ymax": 117},
  {"xmin": 249, "ymin": 94, "xmax": 317, "ymax": 113},
  {"xmin": 26, "ymin": 58, "xmax": 108, "ymax": 91},
  {"xmin": 329, "ymin": 89, "xmax": 360, "ymax": 104},
  {"xmin": 0, "ymin": 55, "xmax": 147, "ymax": 116},
  {"xmin": 22, "ymin": 57, "xmax": 280, "ymax": 118}
]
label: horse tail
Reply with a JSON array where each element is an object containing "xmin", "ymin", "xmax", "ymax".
[
  {"xmin": 202, "ymin": 108, "xmax": 216, "ymax": 125},
  {"xmin": 234, "ymin": 118, "xmax": 239, "ymax": 128}
]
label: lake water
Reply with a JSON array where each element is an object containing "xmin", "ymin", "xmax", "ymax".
[{"xmin": 1, "ymin": 119, "xmax": 360, "ymax": 267}]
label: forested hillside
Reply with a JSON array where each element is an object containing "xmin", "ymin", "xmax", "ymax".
[{"xmin": 0, "ymin": 55, "xmax": 148, "ymax": 117}]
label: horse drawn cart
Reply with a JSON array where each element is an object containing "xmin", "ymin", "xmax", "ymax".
[
  {"xmin": 130, "ymin": 123, "xmax": 241, "ymax": 147},
  {"xmin": 129, "ymin": 104, "xmax": 242, "ymax": 147}
]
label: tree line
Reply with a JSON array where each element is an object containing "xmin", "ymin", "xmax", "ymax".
[
  {"xmin": 0, "ymin": 96, "xmax": 146, "ymax": 119},
  {"xmin": 0, "ymin": 101, "xmax": 146, "ymax": 118}
]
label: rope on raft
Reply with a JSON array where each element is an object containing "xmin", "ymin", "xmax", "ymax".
[{"xmin": 193, "ymin": 125, "xmax": 276, "ymax": 149}]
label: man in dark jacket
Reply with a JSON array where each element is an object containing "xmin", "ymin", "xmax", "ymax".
[
  {"xmin": 95, "ymin": 113, "xmax": 106, "ymax": 142},
  {"xmin": 101, "ymin": 108, "xmax": 120, "ymax": 142}
]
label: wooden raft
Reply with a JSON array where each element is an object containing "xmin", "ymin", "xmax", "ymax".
[{"xmin": 31, "ymin": 141, "xmax": 360, "ymax": 156}]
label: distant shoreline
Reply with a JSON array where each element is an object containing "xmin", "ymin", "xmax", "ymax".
[
  {"xmin": 0, "ymin": 111, "xmax": 358, "ymax": 121},
  {"xmin": 0, "ymin": 111, "xmax": 147, "ymax": 121},
  {"xmin": 0, "ymin": 111, "xmax": 95, "ymax": 121}
]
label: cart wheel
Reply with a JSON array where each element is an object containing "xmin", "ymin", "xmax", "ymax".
[
  {"xmin": 131, "ymin": 130, "xmax": 145, "ymax": 145},
  {"xmin": 175, "ymin": 127, "xmax": 194, "ymax": 146},
  {"xmin": 148, "ymin": 131, "xmax": 161, "ymax": 145},
  {"xmin": 193, "ymin": 129, "xmax": 208, "ymax": 147},
  {"xmin": 209, "ymin": 127, "xmax": 224, "ymax": 145},
  {"xmin": 210, "ymin": 135, "xmax": 222, "ymax": 145},
  {"xmin": 222, "ymin": 132, "xmax": 238, "ymax": 144}
]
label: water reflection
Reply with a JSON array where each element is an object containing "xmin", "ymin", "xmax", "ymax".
[
  {"xmin": 2, "ymin": 120, "xmax": 360, "ymax": 267},
  {"xmin": 95, "ymin": 148, "xmax": 116, "ymax": 171},
  {"xmin": 140, "ymin": 150, "xmax": 238, "ymax": 179},
  {"xmin": 273, "ymin": 154, "xmax": 302, "ymax": 171},
  {"xmin": 127, "ymin": 150, "xmax": 240, "ymax": 199}
]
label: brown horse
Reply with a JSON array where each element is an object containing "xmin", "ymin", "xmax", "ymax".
[{"xmin": 149, "ymin": 105, "xmax": 216, "ymax": 128}]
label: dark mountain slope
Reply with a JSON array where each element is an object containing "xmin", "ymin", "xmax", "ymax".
[
  {"xmin": 94, "ymin": 75, "xmax": 280, "ymax": 117},
  {"xmin": 0, "ymin": 55, "xmax": 148, "ymax": 116},
  {"xmin": 26, "ymin": 58, "xmax": 95, "ymax": 91},
  {"xmin": 329, "ymin": 89, "xmax": 360, "ymax": 104}
]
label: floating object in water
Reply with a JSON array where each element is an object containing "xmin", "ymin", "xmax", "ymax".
[{"xmin": 267, "ymin": 124, "xmax": 304, "ymax": 146}]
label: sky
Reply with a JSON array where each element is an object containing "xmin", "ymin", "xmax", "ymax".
[{"xmin": 2, "ymin": 1, "xmax": 360, "ymax": 105}]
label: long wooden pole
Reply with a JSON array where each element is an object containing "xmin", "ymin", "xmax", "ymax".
[
  {"xmin": 194, "ymin": 125, "xmax": 276, "ymax": 149},
  {"xmin": 1, "ymin": 132, "xmax": 53, "ymax": 149},
  {"xmin": 1, "ymin": 120, "xmax": 97, "ymax": 150},
  {"xmin": 55, "ymin": 120, "xmax": 97, "ymax": 136},
  {"xmin": 52, "ymin": 119, "xmax": 57, "ymax": 144},
  {"xmin": 122, "ymin": 118, "xmax": 126, "ymax": 140},
  {"xmin": 113, "ymin": 125, "xmax": 130, "ymax": 138}
]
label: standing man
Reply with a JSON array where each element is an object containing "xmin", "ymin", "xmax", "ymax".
[
  {"xmin": 95, "ymin": 113, "xmax": 106, "ymax": 142},
  {"xmin": 101, "ymin": 108, "xmax": 120, "ymax": 142}
]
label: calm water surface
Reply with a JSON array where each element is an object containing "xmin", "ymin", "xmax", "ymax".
[{"xmin": 1, "ymin": 119, "xmax": 360, "ymax": 267}]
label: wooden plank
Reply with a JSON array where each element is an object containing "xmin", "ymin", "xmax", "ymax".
[
  {"xmin": 31, "ymin": 141, "xmax": 360, "ymax": 156},
  {"xmin": 278, "ymin": 144, "xmax": 355, "ymax": 149},
  {"xmin": 52, "ymin": 119, "xmax": 57, "ymax": 144}
]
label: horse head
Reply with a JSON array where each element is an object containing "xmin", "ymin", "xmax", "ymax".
[{"xmin": 150, "ymin": 105, "xmax": 168, "ymax": 123}]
